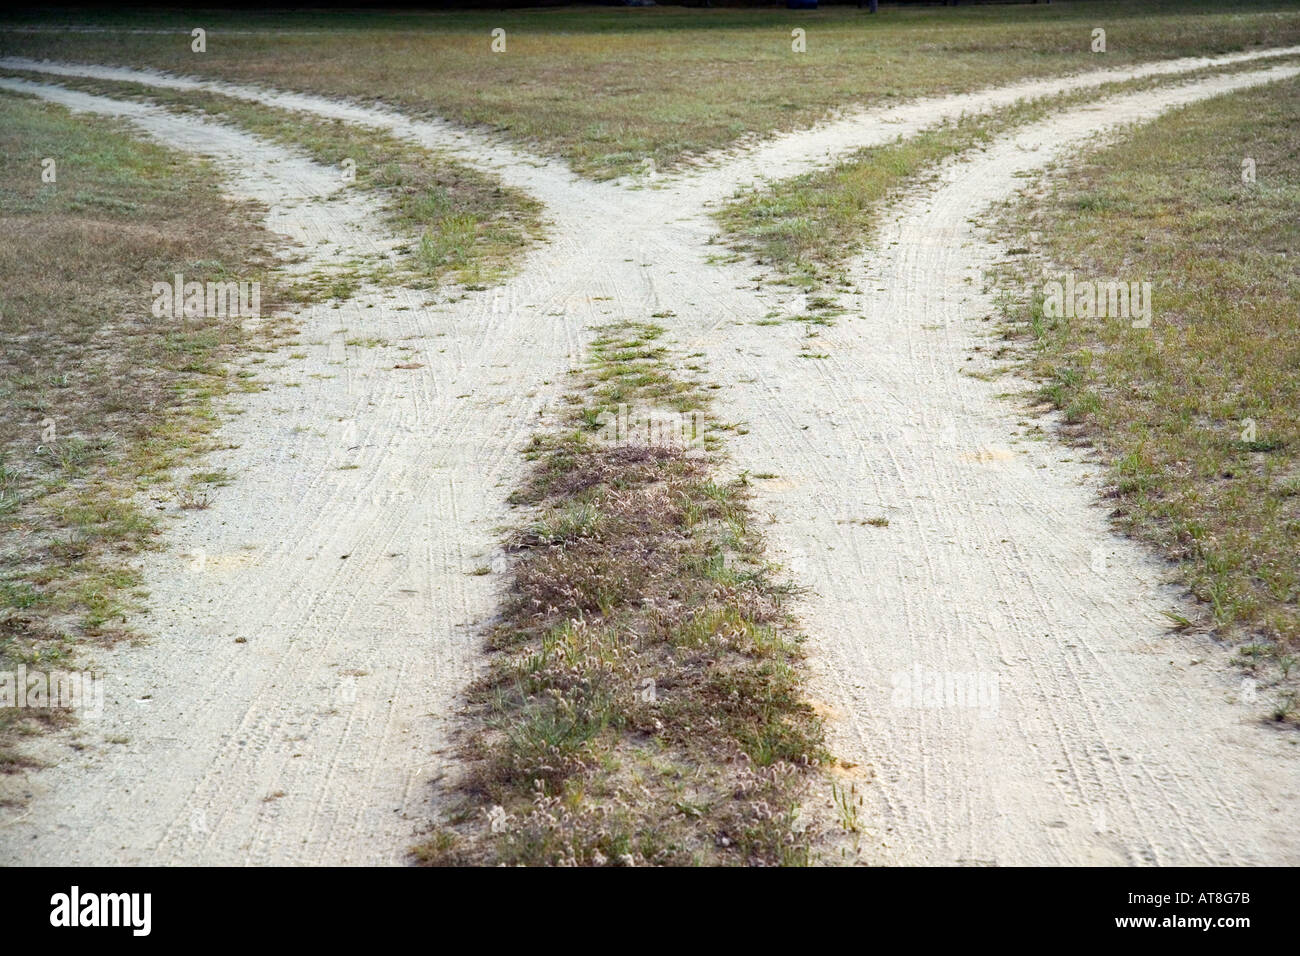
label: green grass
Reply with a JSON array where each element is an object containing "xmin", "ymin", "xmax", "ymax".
[
  {"xmin": 0, "ymin": 90, "xmax": 285, "ymax": 761},
  {"xmin": 993, "ymin": 75, "xmax": 1300, "ymax": 706},
  {"xmin": 3, "ymin": 2, "xmax": 1300, "ymax": 178},
  {"xmin": 413, "ymin": 322, "xmax": 826, "ymax": 867}
]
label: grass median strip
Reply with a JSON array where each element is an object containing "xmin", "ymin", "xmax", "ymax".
[
  {"xmin": 413, "ymin": 322, "xmax": 827, "ymax": 866},
  {"xmin": 0, "ymin": 90, "xmax": 287, "ymax": 767},
  {"xmin": 991, "ymin": 74, "xmax": 1300, "ymax": 717},
  {"xmin": 0, "ymin": 72, "xmax": 544, "ymax": 291},
  {"xmin": 718, "ymin": 106, "xmax": 1034, "ymax": 293}
]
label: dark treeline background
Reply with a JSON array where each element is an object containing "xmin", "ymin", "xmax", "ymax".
[{"xmin": 26, "ymin": 1, "xmax": 1062, "ymax": 10}]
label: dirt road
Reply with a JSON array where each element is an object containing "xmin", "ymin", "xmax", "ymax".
[{"xmin": 2, "ymin": 51, "xmax": 1297, "ymax": 865}]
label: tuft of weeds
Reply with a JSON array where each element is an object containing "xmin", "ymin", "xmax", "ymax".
[{"xmin": 414, "ymin": 322, "xmax": 826, "ymax": 866}]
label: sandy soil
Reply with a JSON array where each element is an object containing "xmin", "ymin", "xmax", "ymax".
[{"xmin": 1, "ymin": 50, "xmax": 1297, "ymax": 865}]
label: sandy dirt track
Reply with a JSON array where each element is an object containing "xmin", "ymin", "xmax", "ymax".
[
  {"xmin": 1, "ymin": 51, "xmax": 1297, "ymax": 865},
  {"xmin": 699, "ymin": 65, "xmax": 1300, "ymax": 865}
]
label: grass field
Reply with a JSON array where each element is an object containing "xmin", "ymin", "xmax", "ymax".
[
  {"xmin": 3, "ymin": 2, "xmax": 1298, "ymax": 867},
  {"xmin": 3, "ymin": 2, "xmax": 1300, "ymax": 177},
  {"xmin": 995, "ymin": 75, "xmax": 1300, "ymax": 702}
]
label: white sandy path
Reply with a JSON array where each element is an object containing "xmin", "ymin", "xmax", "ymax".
[
  {"xmin": 0, "ymin": 54, "xmax": 1296, "ymax": 865},
  {"xmin": 671, "ymin": 44, "xmax": 1300, "ymax": 204},
  {"xmin": 0, "ymin": 55, "xmax": 585, "ymax": 206}
]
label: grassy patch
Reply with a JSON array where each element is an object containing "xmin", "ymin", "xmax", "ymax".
[
  {"xmin": 0, "ymin": 90, "xmax": 285, "ymax": 761},
  {"xmin": 992, "ymin": 75, "xmax": 1300, "ymax": 711},
  {"xmin": 412, "ymin": 323, "xmax": 826, "ymax": 866},
  {"xmin": 3, "ymin": 2, "xmax": 1300, "ymax": 178},
  {"xmin": 0, "ymin": 73, "xmax": 544, "ymax": 288}
]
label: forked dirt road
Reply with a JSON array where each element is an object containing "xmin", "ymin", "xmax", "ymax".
[{"xmin": 1, "ymin": 50, "xmax": 1297, "ymax": 865}]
